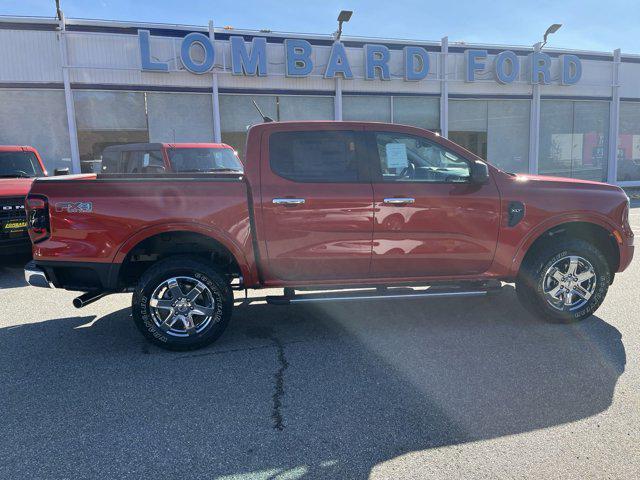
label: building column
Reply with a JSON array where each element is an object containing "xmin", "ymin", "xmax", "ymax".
[
  {"xmin": 608, "ymin": 48, "xmax": 621, "ymax": 184},
  {"xmin": 439, "ymin": 36, "xmax": 449, "ymax": 137},
  {"xmin": 528, "ymin": 43, "xmax": 542, "ymax": 174},
  {"xmin": 334, "ymin": 76, "xmax": 343, "ymax": 120},
  {"xmin": 209, "ymin": 21, "xmax": 222, "ymax": 143},
  {"xmin": 58, "ymin": 14, "xmax": 81, "ymax": 173}
]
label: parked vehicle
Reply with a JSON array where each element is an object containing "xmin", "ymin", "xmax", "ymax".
[
  {"xmin": 24, "ymin": 122, "xmax": 634, "ymax": 350},
  {"xmin": 0, "ymin": 146, "xmax": 51, "ymax": 256},
  {"xmin": 100, "ymin": 143, "xmax": 243, "ymax": 174}
]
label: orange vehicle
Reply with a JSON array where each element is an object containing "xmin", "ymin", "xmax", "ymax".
[{"xmin": 24, "ymin": 122, "xmax": 634, "ymax": 350}]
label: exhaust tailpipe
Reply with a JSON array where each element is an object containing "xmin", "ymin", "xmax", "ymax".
[{"xmin": 73, "ymin": 291, "xmax": 108, "ymax": 309}]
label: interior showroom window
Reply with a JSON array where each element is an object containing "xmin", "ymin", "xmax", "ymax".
[
  {"xmin": 617, "ymin": 101, "xmax": 640, "ymax": 182},
  {"xmin": 343, "ymin": 95, "xmax": 391, "ymax": 122},
  {"xmin": 392, "ymin": 96, "xmax": 440, "ymax": 132}
]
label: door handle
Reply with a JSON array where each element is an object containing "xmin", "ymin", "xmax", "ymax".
[
  {"xmin": 273, "ymin": 198, "xmax": 305, "ymax": 206},
  {"xmin": 383, "ymin": 197, "xmax": 415, "ymax": 205}
]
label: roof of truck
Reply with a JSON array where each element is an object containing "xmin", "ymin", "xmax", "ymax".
[{"xmin": 102, "ymin": 143, "xmax": 234, "ymax": 152}]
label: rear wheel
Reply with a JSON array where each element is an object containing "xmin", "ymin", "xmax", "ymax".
[
  {"xmin": 516, "ymin": 239, "xmax": 611, "ymax": 323},
  {"xmin": 132, "ymin": 255, "xmax": 233, "ymax": 350}
]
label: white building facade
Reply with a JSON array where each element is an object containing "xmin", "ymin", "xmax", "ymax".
[{"xmin": 1, "ymin": 16, "xmax": 640, "ymax": 185}]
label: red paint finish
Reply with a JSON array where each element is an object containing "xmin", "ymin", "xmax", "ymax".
[
  {"xmin": 26, "ymin": 122, "xmax": 634, "ymax": 291},
  {"xmin": 258, "ymin": 123, "xmax": 373, "ymax": 281},
  {"xmin": 0, "ymin": 146, "xmax": 47, "ymax": 197}
]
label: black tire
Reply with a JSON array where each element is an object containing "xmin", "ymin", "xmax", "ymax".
[
  {"xmin": 516, "ymin": 238, "xmax": 611, "ymax": 323},
  {"xmin": 132, "ymin": 255, "xmax": 233, "ymax": 350}
]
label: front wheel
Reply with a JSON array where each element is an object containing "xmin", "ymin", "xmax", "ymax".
[
  {"xmin": 132, "ymin": 255, "xmax": 233, "ymax": 350},
  {"xmin": 516, "ymin": 239, "xmax": 611, "ymax": 323}
]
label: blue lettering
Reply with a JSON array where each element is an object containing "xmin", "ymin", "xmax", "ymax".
[
  {"xmin": 494, "ymin": 50, "xmax": 519, "ymax": 84},
  {"xmin": 180, "ymin": 32, "xmax": 215, "ymax": 74},
  {"xmin": 529, "ymin": 51, "xmax": 551, "ymax": 84},
  {"xmin": 365, "ymin": 44, "xmax": 390, "ymax": 80},
  {"xmin": 560, "ymin": 54, "xmax": 582, "ymax": 85},
  {"xmin": 231, "ymin": 37, "xmax": 267, "ymax": 76},
  {"xmin": 138, "ymin": 30, "xmax": 169, "ymax": 72},
  {"xmin": 465, "ymin": 49, "xmax": 488, "ymax": 82},
  {"xmin": 284, "ymin": 39, "xmax": 313, "ymax": 77},
  {"xmin": 404, "ymin": 46, "xmax": 430, "ymax": 81},
  {"xmin": 324, "ymin": 42, "xmax": 353, "ymax": 79}
]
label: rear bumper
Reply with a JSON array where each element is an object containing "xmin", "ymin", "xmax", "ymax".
[
  {"xmin": 24, "ymin": 260, "xmax": 52, "ymax": 288},
  {"xmin": 26, "ymin": 259, "xmax": 118, "ymax": 291}
]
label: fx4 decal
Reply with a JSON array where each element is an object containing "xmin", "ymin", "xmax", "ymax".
[{"xmin": 55, "ymin": 202, "xmax": 93, "ymax": 213}]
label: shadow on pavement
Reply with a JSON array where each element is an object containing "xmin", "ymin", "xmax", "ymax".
[
  {"xmin": 0, "ymin": 253, "xmax": 31, "ymax": 289},
  {"xmin": 0, "ymin": 286, "xmax": 625, "ymax": 479}
]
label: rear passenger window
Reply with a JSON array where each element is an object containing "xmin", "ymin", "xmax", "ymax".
[
  {"xmin": 123, "ymin": 150, "xmax": 164, "ymax": 173},
  {"xmin": 269, "ymin": 131, "xmax": 361, "ymax": 182}
]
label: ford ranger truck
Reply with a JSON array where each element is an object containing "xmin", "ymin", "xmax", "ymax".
[
  {"xmin": 24, "ymin": 122, "xmax": 634, "ymax": 351},
  {"xmin": 0, "ymin": 146, "xmax": 49, "ymax": 256}
]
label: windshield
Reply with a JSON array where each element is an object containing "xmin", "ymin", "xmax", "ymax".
[
  {"xmin": 168, "ymin": 148, "xmax": 243, "ymax": 173},
  {"xmin": 0, "ymin": 151, "xmax": 45, "ymax": 178}
]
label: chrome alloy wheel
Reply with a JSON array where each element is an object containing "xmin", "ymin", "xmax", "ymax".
[
  {"xmin": 542, "ymin": 255, "xmax": 597, "ymax": 311},
  {"xmin": 148, "ymin": 276, "xmax": 216, "ymax": 337}
]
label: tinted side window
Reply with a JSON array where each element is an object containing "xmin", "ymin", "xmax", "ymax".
[
  {"xmin": 269, "ymin": 131, "xmax": 361, "ymax": 182},
  {"xmin": 374, "ymin": 132, "xmax": 471, "ymax": 183},
  {"xmin": 123, "ymin": 150, "xmax": 164, "ymax": 173}
]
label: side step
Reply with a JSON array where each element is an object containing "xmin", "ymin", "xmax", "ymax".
[{"xmin": 266, "ymin": 285, "xmax": 497, "ymax": 305}]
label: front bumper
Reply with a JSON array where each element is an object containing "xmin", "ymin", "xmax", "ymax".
[{"xmin": 24, "ymin": 260, "xmax": 52, "ymax": 288}]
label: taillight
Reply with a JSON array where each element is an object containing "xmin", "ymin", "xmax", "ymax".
[{"xmin": 26, "ymin": 194, "xmax": 50, "ymax": 243}]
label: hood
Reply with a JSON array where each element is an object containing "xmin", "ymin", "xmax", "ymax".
[
  {"xmin": 0, "ymin": 177, "xmax": 36, "ymax": 197},
  {"xmin": 511, "ymin": 173, "xmax": 620, "ymax": 191}
]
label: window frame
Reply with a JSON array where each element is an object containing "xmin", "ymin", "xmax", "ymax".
[
  {"xmin": 366, "ymin": 131, "xmax": 474, "ymax": 184},
  {"xmin": 267, "ymin": 129, "xmax": 371, "ymax": 184}
]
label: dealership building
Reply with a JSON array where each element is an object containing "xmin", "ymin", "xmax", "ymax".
[{"xmin": 1, "ymin": 15, "xmax": 640, "ymax": 185}]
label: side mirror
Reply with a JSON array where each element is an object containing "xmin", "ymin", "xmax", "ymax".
[
  {"xmin": 54, "ymin": 168, "xmax": 70, "ymax": 176},
  {"xmin": 470, "ymin": 161, "xmax": 489, "ymax": 184}
]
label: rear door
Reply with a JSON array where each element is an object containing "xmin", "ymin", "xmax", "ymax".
[
  {"xmin": 259, "ymin": 125, "xmax": 374, "ymax": 282},
  {"xmin": 366, "ymin": 126, "xmax": 501, "ymax": 277}
]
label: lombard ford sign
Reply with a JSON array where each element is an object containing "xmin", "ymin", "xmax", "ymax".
[{"xmin": 138, "ymin": 30, "xmax": 582, "ymax": 85}]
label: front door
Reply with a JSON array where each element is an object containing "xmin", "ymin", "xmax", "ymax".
[
  {"xmin": 366, "ymin": 126, "xmax": 501, "ymax": 278},
  {"xmin": 259, "ymin": 126, "xmax": 374, "ymax": 282}
]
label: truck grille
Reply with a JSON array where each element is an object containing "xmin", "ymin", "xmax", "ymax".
[{"xmin": 0, "ymin": 197, "xmax": 28, "ymax": 241}]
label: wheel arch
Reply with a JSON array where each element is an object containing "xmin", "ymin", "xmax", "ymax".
[
  {"xmin": 512, "ymin": 215, "xmax": 621, "ymax": 277},
  {"xmin": 113, "ymin": 223, "xmax": 257, "ymax": 288}
]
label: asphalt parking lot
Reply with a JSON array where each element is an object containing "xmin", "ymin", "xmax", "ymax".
[{"xmin": 1, "ymin": 204, "xmax": 638, "ymax": 480}]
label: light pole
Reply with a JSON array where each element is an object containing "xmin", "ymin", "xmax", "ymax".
[
  {"xmin": 335, "ymin": 10, "xmax": 353, "ymax": 40},
  {"xmin": 540, "ymin": 23, "xmax": 562, "ymax": 49}
]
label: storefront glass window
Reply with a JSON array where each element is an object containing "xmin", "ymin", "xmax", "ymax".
[
  {"xmin": 147, "ymin": 93, "xmax": 214, "ymax": 143},
  {"xmin": 278, "ymin": 96, "xmax": 334, "ymax": 121},
  {"xmin": 392, "ymin": 96, "xmax": 440, "ymax": 131},
  {"xmin": 449, "ymin": 100, "xmax": 488, "ymax": 159},
  {"xmin": 617, "ymin": 102, "xmax": 640, "ymax": 182},
  {"xmin": 343, "ymin": 96, "xmax": 391, "ymax": 122},
  {"xmin": 219, "ymin": 95, "xmax": 334, "ymax": 159},
  {"xmin": 539, "ymin": 100, "xmax": 609, "ymax": 182},
  {"xmin": 0, "ymin": 89, "xmax": 71, "ymax": 171},
  {"xmin": 74, "ymin": 91, "xmax": 149, "ymax": 171},
  {"xmin": 448, "ymin": 99, "xmax": 530, "ymax": 173}
]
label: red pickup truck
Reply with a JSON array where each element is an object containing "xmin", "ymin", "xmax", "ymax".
[
  {"xmin": 0, "ymin": 146, "xmax": 49, "ymax": 256},
  {"xmin": 24, "ymin": 122, "xmax": 634, "ymax": 350}
]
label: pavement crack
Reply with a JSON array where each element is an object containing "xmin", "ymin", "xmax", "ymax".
[{"xmin": 270, "ymin": 335, "xmax": 289, "ymax": 431}]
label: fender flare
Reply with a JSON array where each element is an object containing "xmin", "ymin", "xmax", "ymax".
[
  {"xmin": 509, "ymin": 212, "xmax": 619, "ymax": 277},
  {"xmin": 112, "ymin": 222, "xmax": 257, "ymax": 285}
]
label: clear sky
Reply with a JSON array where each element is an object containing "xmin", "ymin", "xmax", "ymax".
[{"xmin": 3, "ymin": 0, "xmax": 639, "ymax": 54}]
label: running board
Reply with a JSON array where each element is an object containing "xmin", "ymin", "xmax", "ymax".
[{"xmin": 265, "ymin": 288, "xmax": 492, "ymax": 305}]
